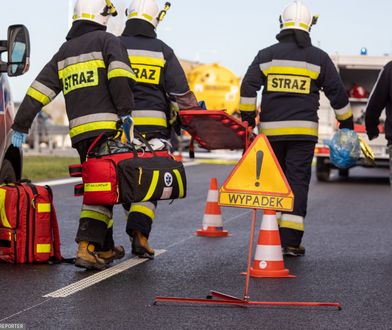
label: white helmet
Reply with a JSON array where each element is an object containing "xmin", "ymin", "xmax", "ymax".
[
  {"xmin": 73, "ymin": 0, "xmax": 118, "ymax": 27},
  {"xmin": 126, "ymin": 0, "xmax": 171, "ymax": 29},
  {"xmin": 280, "ymin": 1, "xmax": 318, "ymax": 33}
]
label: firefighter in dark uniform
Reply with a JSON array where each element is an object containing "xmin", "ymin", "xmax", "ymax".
[
  {"xmin": 11, "ymin": 0, "xmax": 136, "ymax": 270},
  {"xmin": 365, "ymin": 60, "xmax": 392, "ymax": 184},
  {"xmin": 119, "ymin": 0, "xmax": 199, "ymax": 259},
  {"xmin": 240, "ymin": 1, "xmax": 354, "ymax": 256}
]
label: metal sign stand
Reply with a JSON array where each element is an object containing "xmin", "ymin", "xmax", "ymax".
[{"xmin": 154, "ymin": 209, "xmax": 341, "ymax": 310}]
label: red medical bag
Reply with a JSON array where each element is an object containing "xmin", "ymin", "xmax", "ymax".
[
  {"xmin": 69, "ymin": 135, "xmax": 185, "ymax": 206},
  {"xmin": 0, "ymin": 183, "xmax": 62, "ymax": 264}
]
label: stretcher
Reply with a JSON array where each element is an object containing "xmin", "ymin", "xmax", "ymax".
[{"xmin": 180, "ymin": 110, "xmax": 255, "ymax": 158}]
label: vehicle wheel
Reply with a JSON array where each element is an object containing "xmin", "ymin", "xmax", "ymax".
[
  {"xmin": 338, "ymin": 168, "xmax": 349, "ymax": 178},
  {"xmin": 316, "ymin": 157, "xmax": 330, "ymax": 182},
  {"xmin": 0, "ymin": 159, "xmax": 17, "ymax": 184}
]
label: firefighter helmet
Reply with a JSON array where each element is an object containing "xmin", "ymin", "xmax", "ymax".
[
  {"xmin": 126, "ymin": 0, "xmax": 171, "ymax": 28},
  {"xmin": 73, "ymin": 0, "xmax": 118, "ymax": 27},
  {"xmin": 280, "ymin": 1, "xmax": 319, "ymax": 33}
]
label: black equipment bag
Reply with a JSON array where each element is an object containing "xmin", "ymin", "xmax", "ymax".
[{"xmin": 117, "ymin": 155, "xmax": 186, "ymax": 203}]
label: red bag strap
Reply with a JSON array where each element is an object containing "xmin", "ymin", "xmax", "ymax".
[{"xmin": 87, "ymin": 133, "xmax": 106, "ymax": 155}]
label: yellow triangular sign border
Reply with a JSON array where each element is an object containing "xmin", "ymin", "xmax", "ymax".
[{"xmin": 222, "ymin": 134, "xmax": 292, "ymax": 196}]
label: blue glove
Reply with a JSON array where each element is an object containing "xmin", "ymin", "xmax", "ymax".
[
  {"xmin": 121, "ymin": 115, "xmax": 134, "ymax": 143},
  {"xmin": 11, "ymin": 130, "xmax": 27, "ymax": 148},
  {"xmin": 198, "ymin": 100, "xmax": 207, "ymax": 110}
]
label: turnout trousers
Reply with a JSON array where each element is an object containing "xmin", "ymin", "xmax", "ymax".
[
  {"xmin": 123, "ymin": 201, "xmax": 157, "ymax": 239},
  {"xmin": 269, "ymin": 140, "xmax": 316, "ymax": 247},
  {"xmin": 74, "ymin": 137, "xmax": 115, "ymax": 251}
]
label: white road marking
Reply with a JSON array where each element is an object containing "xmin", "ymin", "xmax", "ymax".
[
  {"xmin": 2, "ymin": 211, "xmax": 250, "ymax": 320},
  {"xmin": 35, "ymin": 177, "xmax": 82, "ymax": 187},
  {"xmin": 43, "ymin": 250, "xmax": 166, "ymax": 298}
]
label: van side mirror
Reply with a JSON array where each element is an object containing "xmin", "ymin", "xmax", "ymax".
[{"xmin": 7, "ymin": 25, "xmax": 30, "ymax": 77}]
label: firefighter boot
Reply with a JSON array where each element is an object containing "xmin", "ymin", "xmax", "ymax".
[
  {"xmin": 96, "ymin": 246, "xmax": 126, "ymax": 265},
  {"xmin": 131, "ymin": 230, "xmax": 155, "ymax": 259},
  {"xmin": 75, "ymin": 241, "xmax": 107, "ymax": 270},
  {"xmin": 282, "ymin": 245, "xmax": 306, "ymax": 257}
]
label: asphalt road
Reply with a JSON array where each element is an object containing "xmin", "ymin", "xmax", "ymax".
[{"xmin": 1, "ymin": 163, "xmax": 392, "ymax": 330}]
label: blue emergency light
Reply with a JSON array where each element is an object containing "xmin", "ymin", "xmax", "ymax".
[{"xmin": 360, "ymin": 47, "xmax": 368, "ymax": 56}]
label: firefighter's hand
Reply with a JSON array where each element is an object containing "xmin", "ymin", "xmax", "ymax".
[
  {"xmin": 339, "ymin": 117, "xmax": 354, "ymax": 130},
  {"xmin": 11, "ymin": 130, "xmax": 27, "ymax": 148},
  {"xmin": 366, "ymin": 127, "xmax": 379, "ymax": 141},
  {"xmin": 121, "ymin": 115, "xmax": 134, "ymax": 143}
]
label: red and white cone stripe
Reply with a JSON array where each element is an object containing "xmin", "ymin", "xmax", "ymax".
[
  {"xmin": 249, "ymin": 210, "xmax": 294, "ymax": 278},
  {"xmin": 197, "ymin": 178, "xmax": 229, "ymax": 237}
]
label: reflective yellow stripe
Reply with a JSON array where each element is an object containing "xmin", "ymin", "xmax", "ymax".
[
  {"xmin": 108, "ymin": 68, "xmax": 136, "ymax": 80},
  {"xmin": 336, "ymin": 110, "xmax": 353, "ymax": 121},
  {"xmin": 239, "ymin": 104, "xmax": 256, "ymax": 111},
  {"xmin": 299, "ymin": 23, "xmax": 309, "ymax": 30},
  {"xmin": 142, "ymin": 13, "xmax": 153, "ymax": 21},
  {"xmin": 27, "ymin": 87, "xmax": 51, "ymax": 106},
  {"xmin": 142, "ymin": 171, "xmax": 160, "ymax": 202},
  {"xmin": 80, "ymin": 210, "xmax": 111, "ymax": 225},
  {"xmin": 280, "ymin": 220, "xmax": 304, "ymax": 232},
  {"xmin": 284, "ymin": 22, "xmax": 295, "ymax": 27},
  {"xmin": 58, "ymin": 60, "xmax": 105, "ymax": 79},
  {"xmin": 261, "ymin": 127, "xmax": 318, "ymax": 137},
  {"xmin": 173, "ymin": 169, "xmax": 185, "ymax": 198},
  {"xmin": 128, "ymin": 12, "xmax": 138, "ymax": 18},
  {"xmin": 37, "ymin": 203, "xmax": 51, "ymax": 213},
  {"xmin": 82, "ymin": 13, "xmax": 95, "ymax": 19},
  {"xmin": 262, "ymin": 67, "xmax": 319, "ymax": 80},
  {"xmin": 0, "ymin": 189, "xmax": 11, "ymax": 228},
  {"xmin": 37, "ymin": 244, "xmax": 51, "ymax": 253},
  {"xmin": 130, "ymin": 205, "xmax": 155, "ymax": 220},
  {"xmin": 70, "ymin": 121, "xmax": 117, "ymax": 138},
  {"xmin": 73, "ymin": 13, "xmax": 96, "ymax": 20},
  {"xmin": 129, "ymin": 56, "xmax": 165, "ymax": 67},
  {"xmin": 107, "ymin": 219, "xmax": 114, "ymax": 229},
  {"xmin": 84, "ymin": 182, "xmax": 112, "ymax": 192},
  {"xmin": 133, "ymin": 117, "xmax": 167, "ymax": 127}
]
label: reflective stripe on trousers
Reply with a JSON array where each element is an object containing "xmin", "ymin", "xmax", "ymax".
[
  {"xmin": 80, "ymin": 204, "xmax": 113, "ymax": 226},
  {"xmin": 125, "ymin": 201, "xmax": 157, "ymax": 238}
]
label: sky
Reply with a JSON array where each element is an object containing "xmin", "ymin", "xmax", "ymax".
[{"xmin": 0, "ymin": 0, "xmax": 392, "ymax": 102}]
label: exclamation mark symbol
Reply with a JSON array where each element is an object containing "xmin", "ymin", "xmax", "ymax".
[{"xmin": 255, "ymin": 150, "xmax": 264, "ymax": 187}]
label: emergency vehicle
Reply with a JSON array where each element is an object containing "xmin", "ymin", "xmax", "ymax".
[
  {"xmin": 0, "ymin": 25, "xmax": 30, "ymax": 183},
  {"xmin": 316, "ymin": 54, "xmax": 392, "ymax": 181}
]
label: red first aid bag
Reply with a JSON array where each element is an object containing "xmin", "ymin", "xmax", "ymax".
[
  {"xmin": 69, "ymin": 133, "xmax": 184, "ymax": 206},
  {"xmin": 0, "ymin": 183, "xmax": 62, "ymax": 264}
]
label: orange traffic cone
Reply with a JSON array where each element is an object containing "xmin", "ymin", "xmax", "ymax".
[
  {"xmin": 196, "ymin": 178, "xmax": 229, "ymax": 237},
  {"xmin": 249, "ymin": 210, "xmax": 295, "ymax": 278}
]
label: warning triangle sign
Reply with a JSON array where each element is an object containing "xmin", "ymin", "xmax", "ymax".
[{"xmin": 219, "ymin": 135, "xmax": 294, "ymax": 211}]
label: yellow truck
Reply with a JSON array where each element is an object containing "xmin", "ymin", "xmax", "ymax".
[{"xmin": 180, "ymin": 61, "xmax": 240, "ymax": 115}]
